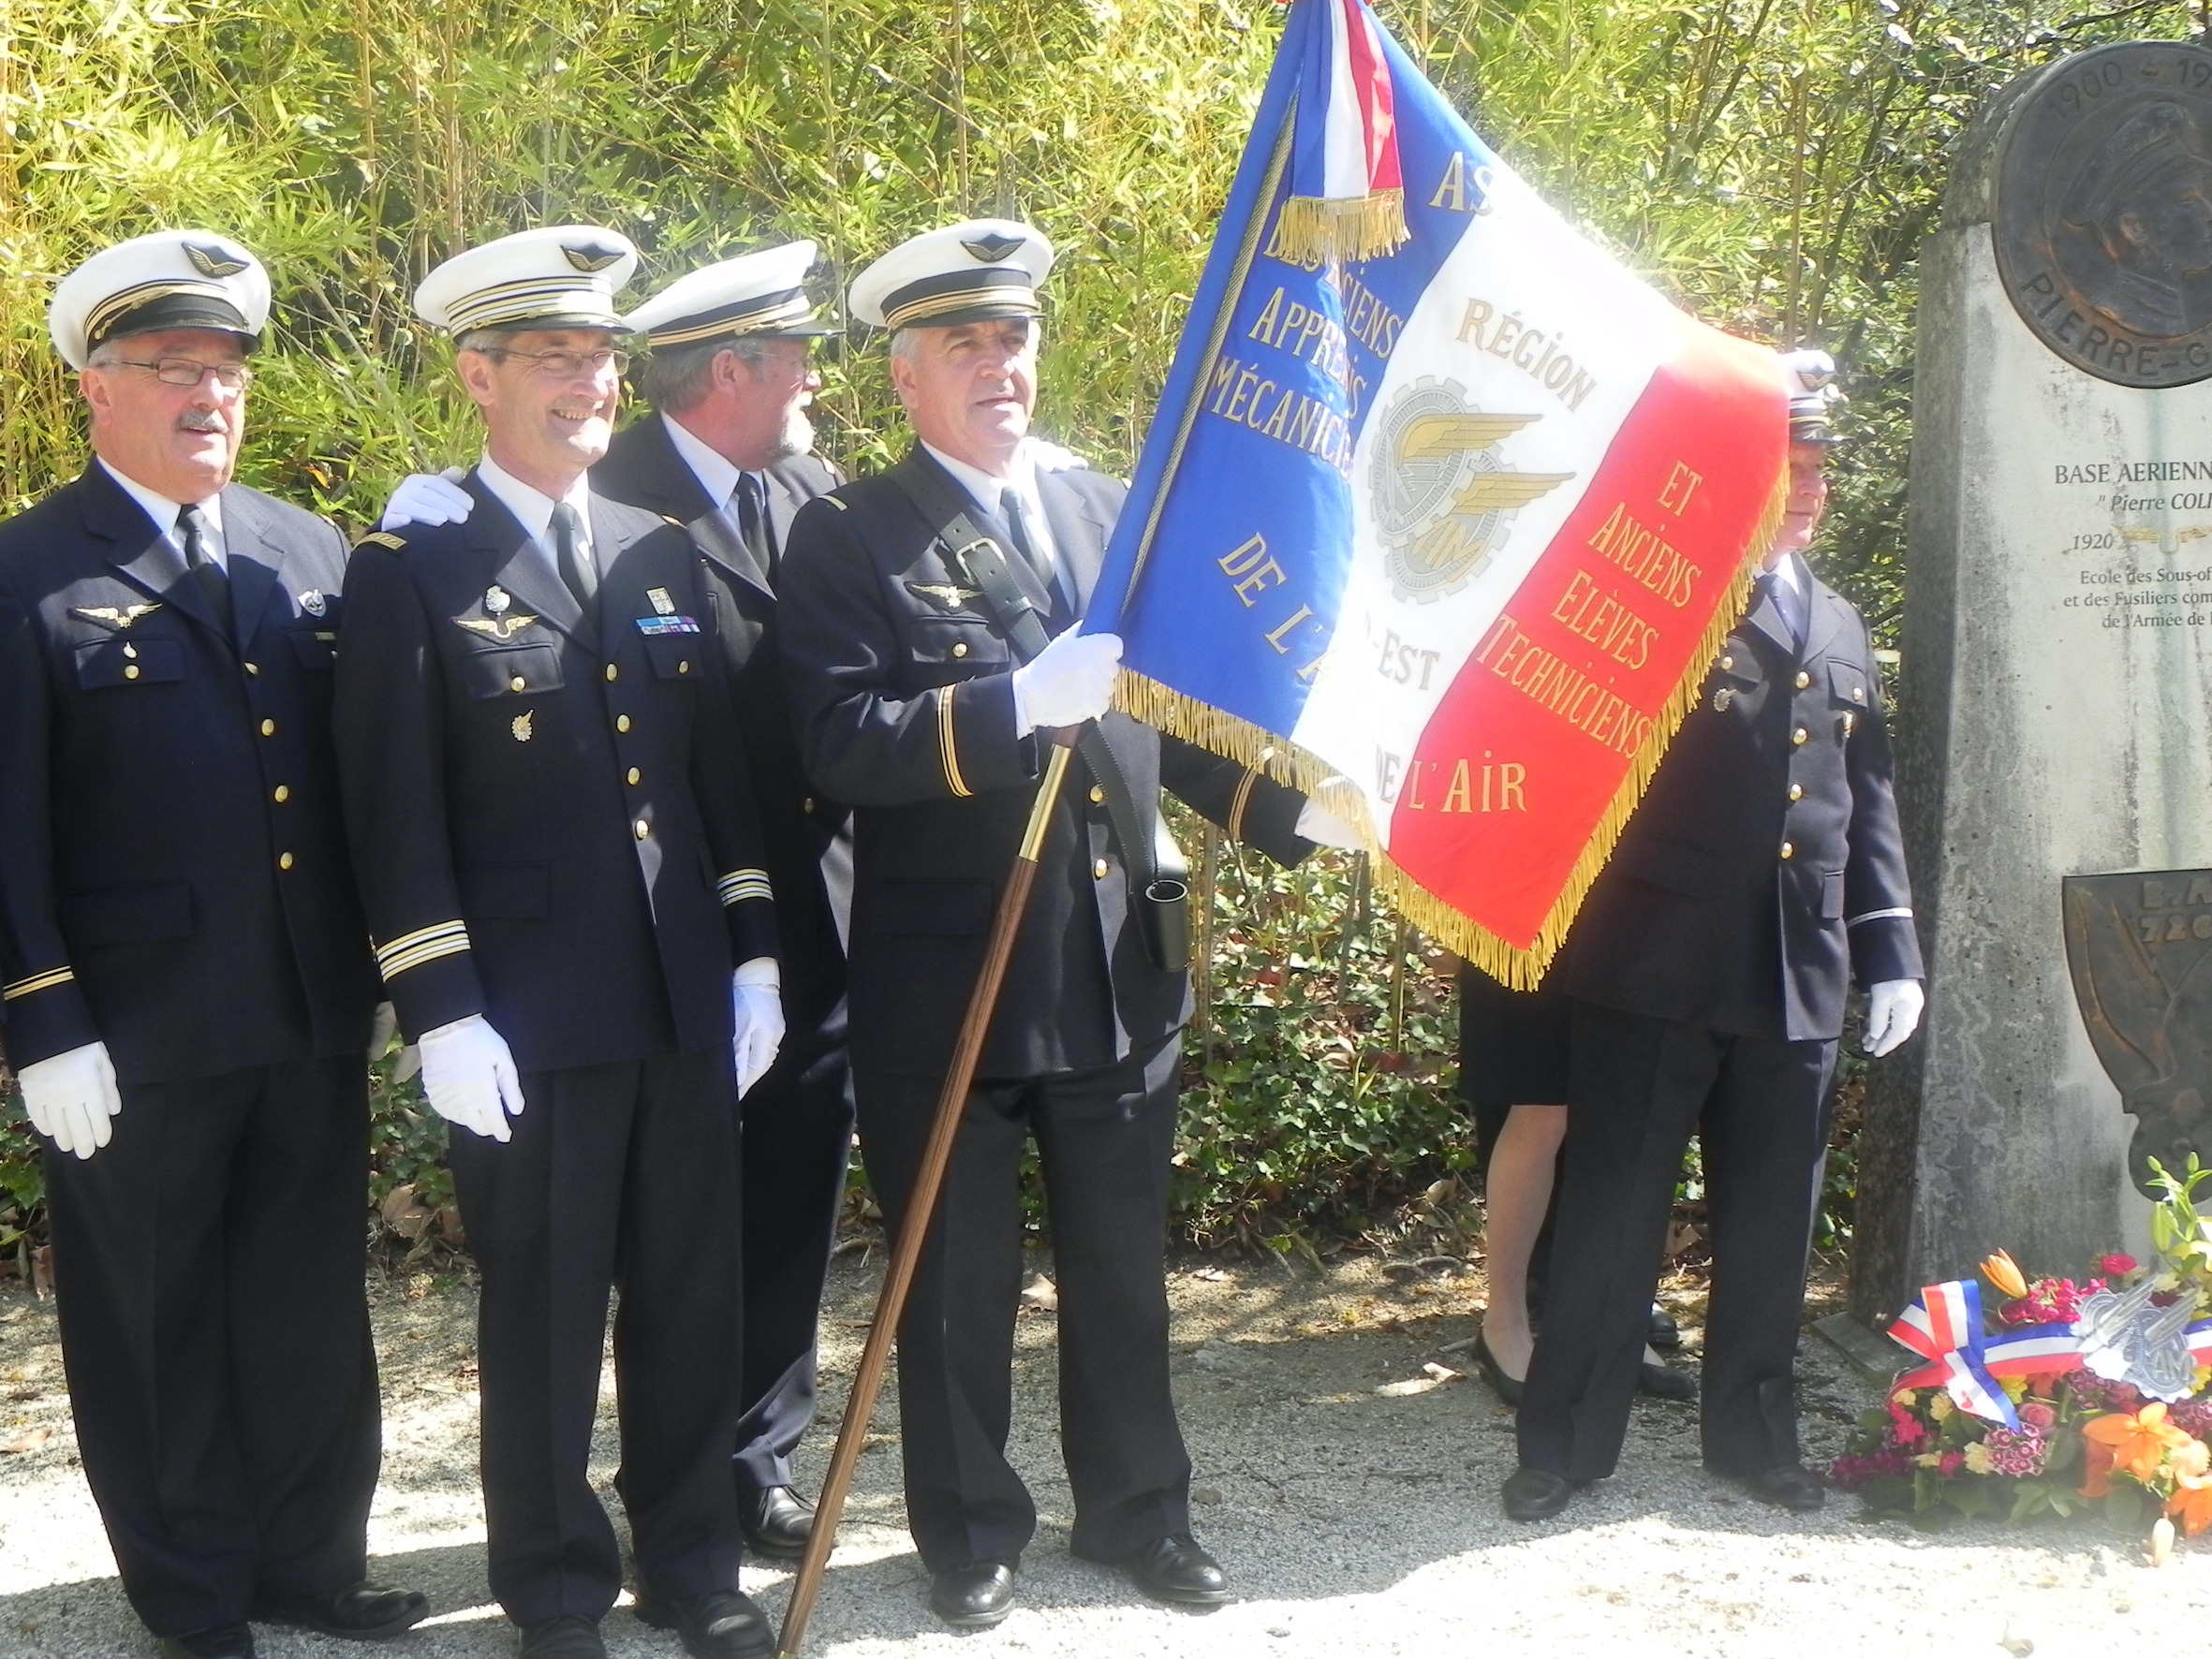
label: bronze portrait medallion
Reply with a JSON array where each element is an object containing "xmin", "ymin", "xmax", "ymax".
[{"xmin": 1996, "ymin": 41, "xmax": 2212, "ymax": 388}]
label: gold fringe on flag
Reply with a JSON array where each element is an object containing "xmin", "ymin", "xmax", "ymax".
[
  {"xmin": 1263, "ymin": 189, "xmax": 1409, "ymax": 268},
  {"xmin": 1112, "ymin": 456, "xmax": 1792, "ymax": 989}
]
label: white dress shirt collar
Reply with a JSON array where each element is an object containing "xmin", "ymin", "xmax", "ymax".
[
  {"xmin": 97, "ymin": 458, "xmax": 228, "ymax": 567},
  {"xmin": 922, "ymin": 439, "xmax": 1055, "ymax": 566},
  {"xmin": 476, "ymin": 450, "xmax": 593, "ymax": 552},
  {"xmin": 661, "ymin": 412, "xmax": 751, "ymax": 513}
]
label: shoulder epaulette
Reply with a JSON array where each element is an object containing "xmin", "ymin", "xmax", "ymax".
[
  {"xmin": 824, "ymin": 495, "xmax": 849, "ymax": 512},
  {"xmin": 356, "ymin": 530, "xmax": 408, "ymax": 552}
]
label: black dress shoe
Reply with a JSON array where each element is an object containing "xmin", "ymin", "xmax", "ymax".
[
  {"xmin": 633, "ymin": 1588, "xmax": 773, "ymax": 1659},
  {"xmin": 1711, "ymin": 1461, "xmax": 1826, "ymax": 1512},
  {"xmin": 518, "ymin": 1615, "xmax": 607, "ymax": 1658},
  {"xmin": 740, "ymin": 1482, "xmax": 816, "ymax": 1560},
  {"xmin": 156, "ymin": 1627, "xmax": 256, "ymax": 1659},
  {"xmin": 251, "ymin": 1579, "xmax": 430, "ymax": 1641},
  {"xmin": 929, "ymin": 1561, "xmax": 1016, "ymax": 1628},
  {"xmin": 1637, "ymin": 1360, "xmax": 1698, "ymax": 1402},
  {"xmin": 1115, "ymin": 1534, "xmax": 1231, "ymax": 1606},
  {"xmin": 1501, "ymin": 1465, "xmax": 1583, "ymax": 1521},
  {"xmin": 1647, "ymin": 1303, "xmax": 1682, "ymax": 1350},
  {"xmin": 1469, "ymin": 1329, "xmax": 1525, "ymax": 1407}
]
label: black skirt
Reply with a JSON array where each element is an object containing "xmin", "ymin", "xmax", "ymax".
[{"xmin": 1458, "ymin": 966, "xmax": 1571, "ymax": 1159}]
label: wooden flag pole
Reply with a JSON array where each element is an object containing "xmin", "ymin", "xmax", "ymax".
[{"xmin": 775, "ymin": 737, "xmax": 1076, "ymax": 1658}]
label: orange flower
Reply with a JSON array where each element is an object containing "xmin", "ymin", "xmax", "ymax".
[
  {"xmin": 1982, "ymin": 1250, "xmax": 2029, "ymax": 1300},
  {"xmin": 2171, "ymin": 1471, "xmax": 2212, "ymax": 1537},
  {"xmin": 2084, "ymin": 1403, "xmax": 2195, "ymax": 1486}
]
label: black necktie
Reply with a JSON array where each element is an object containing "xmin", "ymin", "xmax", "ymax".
[
  {"xmin": 999, "ymin": 486, "xmax": 1061, "ymax": 614},
  {"xmin": 177, "ymin": 503, "xmax": 229, "ymax": 617},
  {"xmin": 1759, "ymin": 567, "xmax": 1804, "ymax": 651},
  {"xmin": 550, "ymin": 502, "xmax": 596, "ymax": 613},
  {"xmin": 734, "ymin": 473, "xmax": 773, "ymax": 578}
]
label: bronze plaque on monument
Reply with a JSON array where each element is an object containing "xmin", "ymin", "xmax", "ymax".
[
  {"xmin": 2063, "ymin": 869, "xmax": 2212, "ymax": 1194},
  {"xmin": 1995, "ymin": 40, "xmax": 2212, "ymax": 388}
]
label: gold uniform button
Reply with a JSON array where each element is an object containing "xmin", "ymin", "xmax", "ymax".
[
  {"xmin": 1779, "ymin": 842, "xmax": 1793, "ymax": 860},
  {"xmin": 605, "ymin": 663, "xmax": 619, "ymax": 682},
  {"xmin": 1794, "ymin": 670, "xmax": 1811, "ymax": 689},
  {"xmin": 278, "ymin": 852, "xmax": 295, "ymax": 871},
  {"xmin": 243, "ymin": 661, "xmax": 259, "ymax": 677},
  {"xmin": 678, "ymin": 659, "xmax": 690, "ymax": 674},
  {"xmin": 1791, "ymin": 727, "xmax": 1807, "ymax": 745},
  {"xmin": 626, "ymin": 767, "xmax": 641, "ymax": 785},
  {"xmin": 124, "ymin": 665, "xmax": 140, "ymax": 680},
  {"xmin": 615, "ymin": 714, "xmax": 631, "ymax": 733},
  {"xmin": 273, "ymin": 785, "xmax": 290, "ymax": 803},
  {"xmin": 1093, "ymin": 859, "xmax": 1109, "ymax": 879},
  {"xmin": 951, "ymin": 641, "xmax": 968, "ymax": 658},
  {"xmin": 509, "ymin": 675, "xmax": 526, "ymax": 692},
  {"xmin": 1089, "ymin": 785, "xmax": 1105, "ymax": 803},
  {"xmin": 259, "ymin": 718, "xmax": 276, "ymax": 737},
  {"xmin": 802, "ymin": 798, "xmax": 817, "ymax": 814},
  {"xmin": 1788, "ymin": 783, "xmax": 1804, "ymax": 801},
  {"xmin": 634, "ymin": 820, "xmax": 650, "ymax": 841},
  {"xmin": 1719, "ymin": 654, "xmax": 1734, "ymax": 670}
]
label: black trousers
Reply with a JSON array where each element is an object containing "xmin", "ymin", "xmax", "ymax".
[
  {"xmin": 447, "ymin": 1047, "xmax": 745, "ymax": 1626},
  {"xmin": 855, "ymin": 1035, "xmax": 1188, "ymax": 1571},
  {"xmin": 1518, "ymin": 1000, "xmax": 1836, "ymax": 1482},
  {"xmin": 44, "ymin": 1056, "xmax": 380, "ymax": 1638},
  {"xmin": 731, "ymin": 997, "xmax": 854, "ymax": 1494}
]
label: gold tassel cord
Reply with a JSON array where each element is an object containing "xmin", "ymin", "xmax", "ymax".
[
  {"xmin": 1263, "ymin": 189, "xmax": 1409, "ymax": 268},
  {"xmin": 1110, "ymin": 450, "xmax": 1792, "ymax": 989}
]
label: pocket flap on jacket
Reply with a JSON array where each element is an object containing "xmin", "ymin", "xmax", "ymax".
[
  {"xmin": 1827, "ymin": 659, "xmax": 1870, "ymax": 708},
  {"xmin": 287, "ymin": 626, "xmax": 339, "ymax": 669},
  {"xmin": 861, "ymin": 878, "xmax": 995, "ymax": 936},
  {"xmin": 643, "ymin": 635, "xmax": 704, "ymax": 681},
  {"xmin": 73, "ymin": 636, "xmax": 184, "ymax": 689},
  {"xmin": 60, "ymin": 881, "xmax": 193, "ymax": 946},
  {"xmin": 459, "ymin": 642, "xmax": 564, "ymax": 700},
  {"xmin": 1611, "ymin": 834, "xmax": 1727, "ymax": 899}
]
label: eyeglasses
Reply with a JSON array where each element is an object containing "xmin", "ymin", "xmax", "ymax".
[
  {"xmin": 100, "ymin": 358, "xmax": 254, "ymax": 389},
  {"xmin": 483, "ymin": 346, "xmax": 629, "ymax": 378}
]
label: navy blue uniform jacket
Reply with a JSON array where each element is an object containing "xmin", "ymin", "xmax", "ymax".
[
  {"xmin": 1556, "ymin": 562, "xmax": 1923, "ymax": 1040},
  {"xmin": 776, "ymin": 449, "xmax": 1311, "ymax": 1082},
  {"xmin": 0, "ymin": 463, "xmax": 379, "ymax": 1082},
  {"xmin": 331, "ymin": 475, "xmax": 776, "ymax": 1073}
]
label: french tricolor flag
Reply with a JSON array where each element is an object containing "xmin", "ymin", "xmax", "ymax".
[{"xmin": 1089, "ymin": 0, "xmax": 1788, "ymax": 983}]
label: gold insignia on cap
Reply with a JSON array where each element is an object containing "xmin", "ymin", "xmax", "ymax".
[
  {"xmin": 512, "ymin": 710, "xmax": 534, "ymax": 741},
  {"xmin": 647, "ymin": 587, "xmax": 675, "ymax": 616},
  {"xmin": 907, "ymin": 580, "xmax": 984, "ymax": 613},
  {"xmin": 184, "ymin": 242, "xmax": 249, "ymax": 279},
  {"xmin": 563, "ymin": 242, "xmax": 628, "ymax": 273},
  {"xmin": 71, "ymin": 603, "xmax": 163, "ymax": 630},
  {"xmin": 961, "ymin": 233, "xmax": 1025, "ymax": 262}
]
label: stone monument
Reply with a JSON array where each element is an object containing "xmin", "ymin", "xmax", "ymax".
[{"xmin": 1852, "ymin": 38, "xmax": 2212, "ymax": 1326}]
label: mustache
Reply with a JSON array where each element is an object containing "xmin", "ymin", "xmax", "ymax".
[{"xmin": 177, "ymin": 410, "xmax": 229, "ymax": 434}]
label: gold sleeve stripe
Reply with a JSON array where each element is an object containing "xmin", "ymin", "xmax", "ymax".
[
  {"xmin": 1227, "ymin": 766, "xmax": 1263, "ymax": 844},
  {"xmin": 375, "ymin": 920, "xmax": 471, "ymax": 980},
  {"xmin": 2, "ymin": 966, "xmax": 74, "ymax": 1001},
  {"xmin": 939, "ymin": 682, "xmax": 972, "ymax": 799},
  {"xmin": 717, "ymin": 871, "xmax": 774, "ymax": 906}
]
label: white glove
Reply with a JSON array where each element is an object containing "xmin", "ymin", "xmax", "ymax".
[
  {"xmin": 732, "ymin": 962, "xmax": 786, "ymax": 1099},
  {"xmin": 1864, "ymin": 979, "xmax": 1925, "ymax": 1058},
  {"xmin": 17, "ymin": 1041, "xmax": 122, "ymax": 1161},
  {"xmin": 1011, "ymin": 629, "xmax": 1123, "ymax": 734},
  {"xmin": 1295, "ymin": 790, "xmax": 1364, "ymax": 850},
  {"xmin": 369, "ymin": 1001, "xmax": 398, "ymax": 1060},
  {"xmin": 417, "ymin": 1014, "xmax": 525, "ymax": 1141},
  {"xmin": 380, "ymin": 467, "xmax": 473, "ymax": 531}
]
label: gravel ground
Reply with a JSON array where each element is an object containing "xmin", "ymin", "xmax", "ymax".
[{"xmin": 3, "ymin": 1251, "xmax": 2210, "ymax": 1658}]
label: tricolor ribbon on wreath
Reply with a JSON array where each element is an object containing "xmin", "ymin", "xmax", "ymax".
[
  {"xmin": 1087, "ymin": 0, "xmax": 1790, "ymax": 985},
  {"xmin": 1886, "ymin": 1278, "xmax": 2212, "ymax": 1428}
]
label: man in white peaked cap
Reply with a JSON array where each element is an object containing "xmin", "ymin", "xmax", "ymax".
[
  {"xmin": 331, "ymin": 226, "xmax": 783, "ymax": 1659},
  {"xmin": 0, "ymin": 229, "xmax": 424, "ymax": 1658}
]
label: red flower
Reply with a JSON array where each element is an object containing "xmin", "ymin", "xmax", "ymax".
[
  {"xmin": 2101, "ymin": 1253, "xmax": 2139, "ymax": 1276},
  {"xmin": 2020, "ymin": 1400, "xmax": 2058, "ymax": 1431},
  {"xmin": 1889, "ymin": 1404, "xmax": 1927, "ymax": 1446},
  {"xmin": 1939, "ymin": 1451, "xmax": 1966, "ymax": 1476}
]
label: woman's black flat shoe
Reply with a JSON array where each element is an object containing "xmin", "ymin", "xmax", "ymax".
[
  {"xmin": 1637, "ymin": 1360, "xmax": 1697, "ymax": 1402},
  {"xmin": 1471, "ymin": 1329, "xmax": 1525, "ymax": 1406}
]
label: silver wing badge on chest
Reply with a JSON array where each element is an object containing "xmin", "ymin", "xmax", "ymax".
[{"xmin": 907, "ymin": 581, "xmax": 985, "ymax": 615}]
